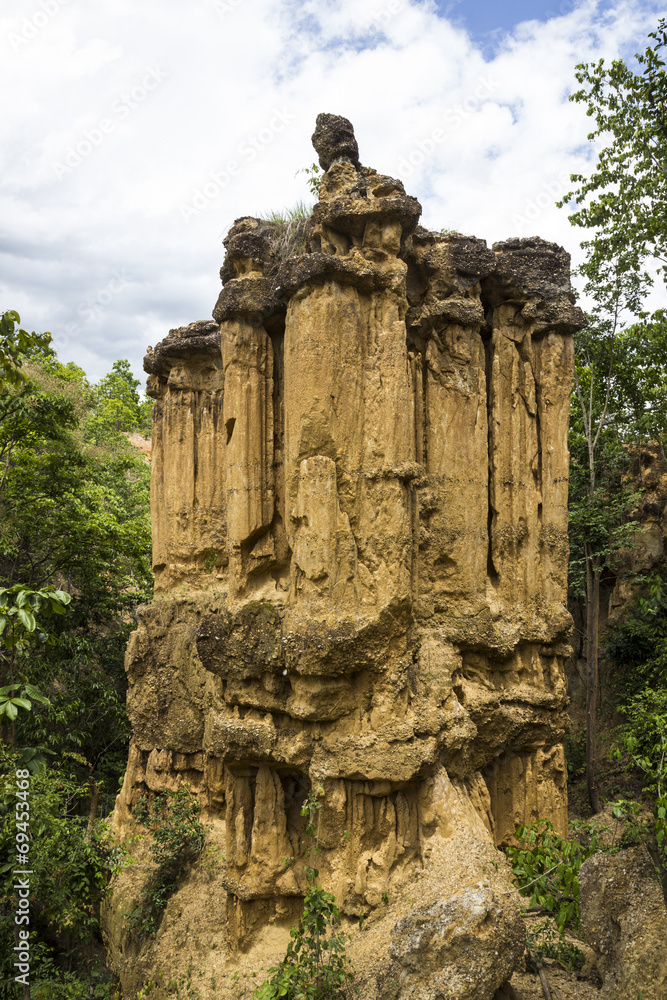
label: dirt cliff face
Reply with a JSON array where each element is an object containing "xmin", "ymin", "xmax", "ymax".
[{"xmin": 104, "ymin": 115, "xmax": 584, "ymax": 996}]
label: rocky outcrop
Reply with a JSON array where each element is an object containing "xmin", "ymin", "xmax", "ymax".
[
  {"xmin": 580, "ymin": 844, "xmax": 667, "ymax": 999},
  {"xmin": 608, "ymin": 444, "xmax": 667, "ymax": 621},
  {"xmin": 104, "ymin": 114, "xmax": 584, "ymax": 999},
  {"xmin": 389, "ymin": 882, "xmax": 524, "ymax": 1000}
]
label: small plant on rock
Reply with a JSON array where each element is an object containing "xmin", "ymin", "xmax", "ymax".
[
  {"xmin": 296, "ymin": 163, "xmax": 323, "ymax": 198},
  {"xmin": 525, "ymin": 921, "xmax": 585, "ymax": 973},
  {"xmin": 253, "ymin": 784, "xmax": 355, "ymax": 1000}
]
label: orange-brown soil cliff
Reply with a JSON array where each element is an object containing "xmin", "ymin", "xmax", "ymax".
[{"xmin": 103, "ymin": 114, "xmax": 585, "ymax": 1000}]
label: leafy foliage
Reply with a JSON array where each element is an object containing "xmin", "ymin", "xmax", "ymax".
[
  {"xmin": 613, "ymin": 687, "xmax": 667, "ymax": 873},
  {"xmin": 604, "ymin": 569, "xmax": 667, "ymax": 872},
  {"xmin": 85, "ymin": 358, "xmax": 151, "ymax": 443},
  {"xmin": 0, "ymin": 311, "xmax": 52, "ymax": 388},
  {"xmin": 605, "ymin": 570, "xmax": 667, "ymax": 696},
  {"xmin": 0, "ymin": 343, "xmax": 151, "ymax": 792},
  {"xmin": 505, "ymin": 819, "xmax": 591, "ymax": 931},
  {"xmin": 567, "ymin": 305, "xmax": 667, "ymax": 809},
  {"xmin": 561, "ymin": 25, "xmax": 667, "ymax": 812},
  {"xmin": 559, "ymin": 19, "xmax": 667, "ymax": 306},
  {"xmin": 296, "ymin": 163, "xmax": 323, "ymax": 199},
  {"xmin": 0, "ymin": 315, "xmax": 152, "ymax": 993},
  {"xmin": 566, "ymin": 312, "xmax": 667, "ymax": 598},
  {"xmin": 564, "ymin": 728, "xmax": 587, "ymax": 781},
  {"xmin": 254, "ymin": 786, "xmax": 355, "ymax": 1000},
  {"xmin": 506, "ymin": 806, "xmax": 653, "ymax": 984},
  {"xmin": 127, "ymin": 786, "xmax": 206, "ymax": 937},
  {"xmin": 0, "ymin": 748, "xmax": 124, "ymax": 999}
]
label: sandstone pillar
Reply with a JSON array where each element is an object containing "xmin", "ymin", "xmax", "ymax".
[{"xmin": 104, "ymin": 115, "xmax": 585, "ymax": 1000}]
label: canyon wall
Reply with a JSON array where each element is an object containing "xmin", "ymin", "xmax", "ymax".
[{"xmin": 104, "ymin": 115, "xmax": 584, "ymax": 999}]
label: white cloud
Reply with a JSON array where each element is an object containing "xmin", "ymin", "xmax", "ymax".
[{"xmin": 0, "ymin": 0, "xmax": 663, "ymax": 382}]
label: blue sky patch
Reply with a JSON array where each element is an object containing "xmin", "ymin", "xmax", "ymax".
[{"xmin": 436, "ymin": 0, "xmax": 613, "ymax": 45}]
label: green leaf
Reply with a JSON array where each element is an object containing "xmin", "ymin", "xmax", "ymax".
[
  {"xmin": 22, "ymin": 683, "xmax": 49, "ymax": 705},
  {"xmin": 4, "ymin": 701, "xmax": 18, "ymax": 720},
  {"xmin": 17, "ymin": 608, "xmax": 36, "ymax": 632}
]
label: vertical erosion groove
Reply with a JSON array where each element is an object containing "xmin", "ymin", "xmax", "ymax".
[
  {"xmin": 483, "ymin": 322, "xmax": 499, "ymax": 587},
  {"xmin": 421, "ymin": 346, "xmax": 428, "ymax": 471},
  {"xmin": 532, "ymin": 335, "xmax": 544, "ymax": 528}
]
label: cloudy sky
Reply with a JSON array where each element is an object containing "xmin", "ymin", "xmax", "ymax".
[{"xmin": 1, "ymin": 0, "xmax": 663, "ymax": 386}]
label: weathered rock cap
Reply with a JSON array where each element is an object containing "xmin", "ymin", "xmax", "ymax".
[
  {"xmin": 312, "ymin": 113, "xmax": 361, "ymax": 171},
  {"xmin": 489, "ymin": 237, "xmax": 577, "ymax": 302},
  {"xmin": 143, "ymin": 319, "xmax": 219, "ymax": 379},
  {"xmin": 481, "ymin": 237, "xmax": 587, "ymax": 331},
  {"xmin": 220, "ymin": 217, "xmax": 276, "ymax": 285}
]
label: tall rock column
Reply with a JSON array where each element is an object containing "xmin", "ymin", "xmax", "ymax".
[
  {"xmin": 104, "ymin": 114, "xmax": 585, "ymax": 1000},
  {"xmin": 144, "ymin": 320, "xmax": 226, "ymax": 591}
]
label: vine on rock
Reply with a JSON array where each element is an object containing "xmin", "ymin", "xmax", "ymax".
[{"xmin": 126, "ymin": 784, "xmax": 206, "ymax": 937}]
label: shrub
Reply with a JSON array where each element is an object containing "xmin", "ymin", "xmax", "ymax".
[{"xmin": 504, "ymin": 819, "xmax": 601, "ymax": 930}]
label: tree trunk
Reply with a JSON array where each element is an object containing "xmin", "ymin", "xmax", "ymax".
[
  {"xmin": 585, "ymin": 545, "xmax": 602, "ymax": 814},
  {"xmin": 85, "ymin": 776, "xmax": 98, "ymax": 842}
]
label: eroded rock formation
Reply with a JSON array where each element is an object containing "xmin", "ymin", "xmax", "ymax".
[
  {"xmin": 104, "ymin": 114, "xmax": 584, "ymax": 999},
  {"xmin": 580, "ymin": 844, "xmax": 667, "ymax": 999}
]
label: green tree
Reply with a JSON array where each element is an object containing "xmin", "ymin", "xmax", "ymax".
[
  {"xmin": 569, "ymin": 323, "xmax": 633, "ymax": 812},
  {"xmin": 605, "ymin": 574, "xmax": 667, "ymax": 873},
  {"xmin": 0, "ymin": 311, "xmax": 52, "ymax": 388},
  {"xmin": 0, "ymin": 352, "xmax": 151, "ymax": 791},
  {"xmin": 0, "ymin": 585, "xmax": 70, "ymax": 749},
  {"xmin": 0, "ymin": 316, "xmax": 151, "ymax": 995},
  {"xmin": 559, "ymin": 18, "xmax": 667, "ymax": 310},
  {"xmin": 568, "ymin": 314, "xmax": 667, "ymax": 811},
  {"xmin": 0, "ymin": 747, "xmax": 124, "ymax": 999},
  {"xmin": 560, "ymin": 17, "xmax": 667, "ymax": 810},
  {"xmin": 606, "ymin": 312, "xmax": 667, "ymax": 462},
  {"xmin": 86, "ymin": 358, "xmax": 151, "ymax": 443}
]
